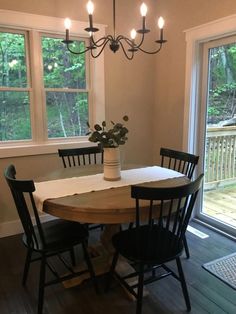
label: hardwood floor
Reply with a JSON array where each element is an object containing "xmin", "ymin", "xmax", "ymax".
[{"xmin": 0, "ymin": 222, "xmax": 235, "ymax": 314}]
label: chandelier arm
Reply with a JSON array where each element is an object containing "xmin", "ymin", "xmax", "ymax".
[
  {"xmin": 118, "ymin": 33, "xmax": 145, "ymax": 50},
  {"xmin": 90, "ymin": 38, "xmax": 111, "ymax": 58},
  {"xmin": 117, "ymin": 35, "xmax": 133, "ymax": 47},
  {"xmin": 91, "ymin": 35, "xmax": 113, "ymax": 47},
  {"xmin": 65, "ymin": 43, "xmax": 92, "ymax": 55},
  {"xmin": 135, "ymin": 33, "xmax": 145, "ymax": 49},
  {"xmin": 136, "ymin": 43, "xmax": 163, "ymax": 55},
  {"xmin": 119, "ymin": 40, "xmax": 134, "ymax": 60}
]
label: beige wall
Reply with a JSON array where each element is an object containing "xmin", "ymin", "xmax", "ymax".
[
  {"xmin": 1, "ymin": 0, "xmax": 236, "ymax": 228},
  {"xmin": 153, "ymin": 0, "xmax": 236, "ymax": 163}
]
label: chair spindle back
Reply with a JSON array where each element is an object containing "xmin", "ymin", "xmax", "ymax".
[
  {"xmin": 131, "ymin": 174, "xmax": 204, "ymax": 250},
  {"xmin": 160, "ymin": 147, "xmax": 199, "ymax": 179},
  {"xmin": 4, "ymin": 165, "xmax": 45, "ymax": 249},
  {"xmin": 58, "ymin": 146, "xmax": 103, "ymax": 168}
]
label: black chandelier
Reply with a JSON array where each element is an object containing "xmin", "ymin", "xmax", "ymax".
[{"xmin": 62, "ymin": 0, "xmax": 167, "ymax": 60}]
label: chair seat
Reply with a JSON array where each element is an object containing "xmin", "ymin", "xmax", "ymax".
[
  {"xmin": 23, "ymin": 219, "xmax": 88, "ymax": 252},
  {"xmin": 112, "ymin": 225, "xmax": 183, "ymax": 264}
]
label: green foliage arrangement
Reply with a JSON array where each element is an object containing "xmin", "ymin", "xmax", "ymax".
[{"xmin": 87, "ymin": 115, "xmax": 129, "ymax": 148}]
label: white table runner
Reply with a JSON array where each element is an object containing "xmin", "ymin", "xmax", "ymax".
[{"xmin": 34, "ymin": 166, "xmax": 184, "ymax": 211}]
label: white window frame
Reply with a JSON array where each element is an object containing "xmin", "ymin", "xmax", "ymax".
[{"xmin": 0, "ymin": 9, "xmax": 106, "ymax": 158}]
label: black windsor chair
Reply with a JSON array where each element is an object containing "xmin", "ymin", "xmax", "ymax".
[
  {"xmin": 160, "ymin": 147, "xmax": 199, "ymax": 258},
  {"xmin": 106, "ymin": 174, "xmax": 204, "ymax": 314},
  {"xmin": 58, "ymin": 145, "xmax": 104, "ymax": 231},
  {"xmin": 4, "ymin": 165, "xmax": 98, "ymax": 314},
  {"xmin": 58, "ymin": 145, "xmax": 103, "ymax": 168},
  {"xmin": 160, "ymin": 147, "xmax": 199, "ymax": 180}
]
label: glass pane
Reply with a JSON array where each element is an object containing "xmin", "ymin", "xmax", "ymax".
[
  {"xmin": 0, "ymin": 31, "xmax": 27, "ymax": 88},
  {"xmin": 0, "ymin": 91, "xmax": 31, "ymax": 141},
  {"xmin": 207, "ymin": 43, "xmax": 236, "ymax": 125},
  {"xmin": 46, "ymin": 91, "xmax": 88, "ymax": 138},
  {"xmin": 42, "ymin": 36, "xmax": 86, "ymax": 89},
  {"xmin": 202, "ymin": 41, "xmax": 236, "ymax": 229}
]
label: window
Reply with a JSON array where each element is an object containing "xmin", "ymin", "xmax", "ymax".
[
  {"xmin": 0, "ymin": 30, "xmax": 31, "ymax": 141},
  {"xmin": 0, "ymin": 31, "xmax": 88, "ymax": 141},
  {"xmin": 41, "ymin": 35, "xmax": 89, "ymax": 138},
  {"xmin": 0, "ymin": 10, "xmax": 105, "ymax": 157}
]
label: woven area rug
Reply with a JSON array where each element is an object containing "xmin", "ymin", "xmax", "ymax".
[{"xmin": 202, "ymin": 252, "xmax": 236, "ymax": 289}]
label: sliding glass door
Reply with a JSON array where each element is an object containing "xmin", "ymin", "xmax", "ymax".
[{"xmin": 196, "ymin": 36, "xmax": 236, "ymax": 236}]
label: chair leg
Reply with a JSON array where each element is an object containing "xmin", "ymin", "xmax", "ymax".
[
  {"xmin": 183, "ymin": 235, "xmax": 190, "ymax": 259},
  {"xmin": 82, "ymin": 242, "xmax": 99, "ymax": 294},
  {"xmin": 128, "ymin": 222, "xmax": 134, "ymax": 229},
  {"xmin": 38, "ymin": 255, "xmax": 46, "ymax": 314},
  {"xmin": 22, "ymin": 249, "xmax": 32, "ymax": 286},
  {"xmin": 70, "ymin": 248, "xmax": 76, "ymax": 266},
  {"xmin": 176, "ymin": 257, "xmax": 191, "ymax": 311},
  {"xmin": 136, "ymin": 264, "xmax": 144, "ymax": 314},
  {"xmin": 105, "ymin": 250, "xmax": 119, "ymax": 292}
]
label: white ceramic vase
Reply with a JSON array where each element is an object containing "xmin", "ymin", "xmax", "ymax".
[{"xmin": 103, "ymin": 147, "xmax": 121, "ymax": 181}]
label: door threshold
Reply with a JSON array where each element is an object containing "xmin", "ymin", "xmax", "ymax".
[{"xmin": 192, "ymin": 218, "xmax": 236, "ymax": 241}]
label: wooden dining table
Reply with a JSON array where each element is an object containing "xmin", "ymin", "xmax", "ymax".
[
  {"xmin": 35, "ymin": 164, "xmax": 189, "ymax": 289},
  {"xmin": 35, "ymin": 165, "xmax": 189, "ymax": 290}
]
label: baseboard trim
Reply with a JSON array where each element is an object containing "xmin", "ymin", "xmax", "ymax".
[{"xmin": 0, "ymin": 214, "xmax": 56, "ymax": 238}]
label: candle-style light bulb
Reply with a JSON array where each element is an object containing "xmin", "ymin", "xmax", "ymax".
[
  {"xmin": 140, "ymin": 3, "xmax": 147, "ymax": 17},
  {"xmin": 86, "ymin": 1, "xmax": 96, "ymax": 31},
  {"xmin": 87, "ymin": 1, "xmax": 94, "ymax": 15},
  {"xmin": 139, "ymin": 3, "xmax": 148, "ymax": 32},
  {"xmin": 84, "ymin": 0, "xmax": 99, "ymax": 33},
  {"xmin": 64, "ymin": 18, "xmax": 71, "ymax": 30},
  {"xmin": 157, "ymin": 17, "xmax": 165, "ymax": 42},
  {"xmin": 130, "ymin": 29, "xmax": 137, "ymax": 40},
  {"xmin": 158, "ymin": 16, "xmax": 165, "ymax": 29}
]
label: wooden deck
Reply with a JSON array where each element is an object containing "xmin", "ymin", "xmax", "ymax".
[
  {"xmin": 205, "ymin": 127, "xmax": 236, "ymax": 184},
  {"xmin": 203, "ymin": 184, "xmax": 236, "ymax": 227}
]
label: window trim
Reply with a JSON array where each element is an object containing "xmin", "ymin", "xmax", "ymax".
[{"xmin": 0, "ymin": 9, "xmax": 106, "ymax": 158}]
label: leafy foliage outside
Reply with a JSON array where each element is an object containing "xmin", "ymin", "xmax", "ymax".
[
  {"xmin": 47, "ymin": 92, "xmax": 88, "ymax": 138},
  {"xmin": 208, "ymin": 43, "xmax": 236, "ymax": 125},
  {"xmin": 42, "ymin": 36, "xmax": 88, "ymax": 138},
  {"xmin": 0, "ymin": 32, "xmax": 31, "ymax": 141}
]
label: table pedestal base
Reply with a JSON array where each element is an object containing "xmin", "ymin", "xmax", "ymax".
[
  {"xmin": 62, "ymin": 224, "xmax": 148, "ymax": 299},
  {"xmin": 63, "ymin": 243, "xmax": 110, "ymax": 288}
]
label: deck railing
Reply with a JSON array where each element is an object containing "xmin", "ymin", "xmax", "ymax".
[{"xmin": 205, "ymin": 126, "xmax": 236, "ymax": 185}]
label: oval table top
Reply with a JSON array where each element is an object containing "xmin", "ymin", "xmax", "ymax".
[{"xmin": 38, "ymin": 165, "xmax": 189, "ymax": 224}]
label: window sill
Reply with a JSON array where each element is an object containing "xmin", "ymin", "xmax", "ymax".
[{"xmin": 0, "ymin": 138, "xmax": 94, "ymax": 158}]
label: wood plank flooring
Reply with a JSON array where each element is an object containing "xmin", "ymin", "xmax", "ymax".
[{"xmin": 0, "ymin": 222, "xmax": 235, "ymax": 314}]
